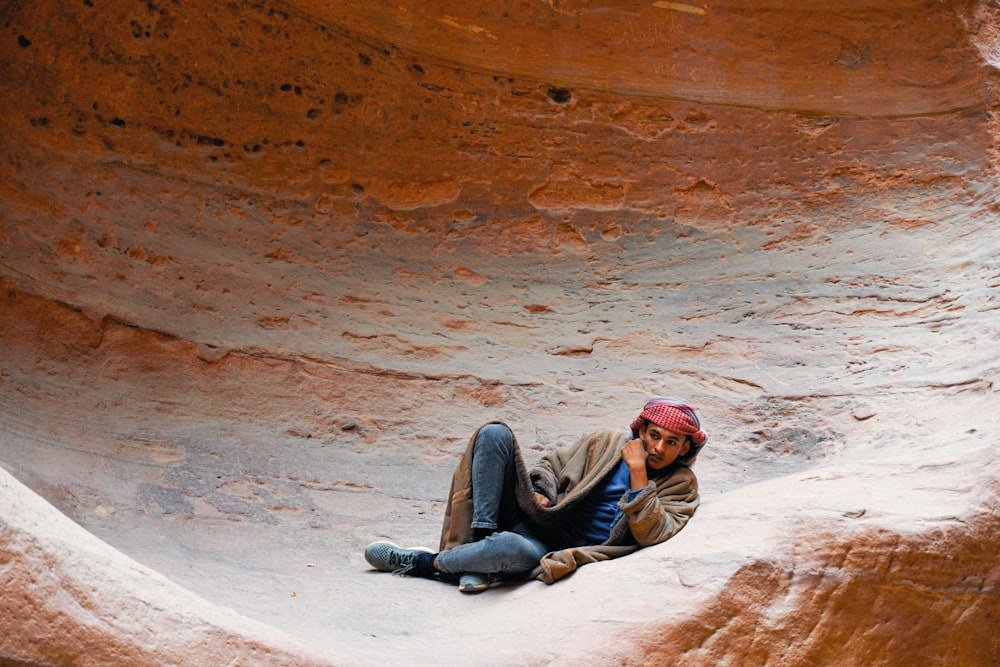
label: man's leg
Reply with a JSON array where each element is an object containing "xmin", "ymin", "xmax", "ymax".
[
  {"xmin": 365, "ymin": 423, "xmax": 530, "ymax": 591},
  {"xmin": 469, "ymin": 422, "xmax": 518, "ymax": 535},
  {"xmin": 434, "ymin": 528, "xmax": 549, "ymax": 578},
  {"xmin": 364, "ymin": 527, "xmax": 548, "ymax": 588}
]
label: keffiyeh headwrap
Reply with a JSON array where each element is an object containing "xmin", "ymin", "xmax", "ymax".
[{"xmin": 629, "ymin": 396, "xmax": 707, "ymax": 466}]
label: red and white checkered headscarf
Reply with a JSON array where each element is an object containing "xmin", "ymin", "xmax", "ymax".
[{"xmin": 629, "ymin": 396, "xmax": 707, "ymax": 466}]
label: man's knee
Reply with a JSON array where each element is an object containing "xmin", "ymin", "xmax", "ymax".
[
  {"xmin": 488, "ymin": 531, "xmax": 545, "ymax": 573},
  {"xmin": 475, "ymin": 422, "xmax": 514, "ymax": 453}
]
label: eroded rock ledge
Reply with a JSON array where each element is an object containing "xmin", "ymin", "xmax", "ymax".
[{"xmin": 2, "ymin": 0, "xmax": 999, "ymax": 665}]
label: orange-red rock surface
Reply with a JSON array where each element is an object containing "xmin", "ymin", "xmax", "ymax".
[{"xmin": 1, "ymin": 1, "xmax": 999, "ymax": 665}]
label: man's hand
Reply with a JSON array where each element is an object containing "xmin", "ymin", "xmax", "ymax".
[
  {"xmin": 622, "ymin": 438, "xmax": 648, "ymax": 470},
  {"xmin": 534, "ymin": 491, "xmax": 551, "ymax": 508},
  {"xmin": 622, "ymin": 437, "xmax": 650, "ymax": 491}
]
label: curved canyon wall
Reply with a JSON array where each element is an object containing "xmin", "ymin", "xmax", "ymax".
[{"xmin": 1, "ymin": 1, "xmax": 999, "ymax": 665}]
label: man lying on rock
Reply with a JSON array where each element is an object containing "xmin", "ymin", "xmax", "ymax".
[{"xmin": 364, "ymin": 396, "xmax": 706, "ymax": 593}]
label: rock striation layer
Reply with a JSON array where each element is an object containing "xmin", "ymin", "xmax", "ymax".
[{"xmin": 2, "ymin": 1, "xmax": 999, "ymax": 665}]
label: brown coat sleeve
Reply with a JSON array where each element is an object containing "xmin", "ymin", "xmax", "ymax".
[{"xmin": 620, "ymin": 466, "xmax": 699, "ymax": 546}]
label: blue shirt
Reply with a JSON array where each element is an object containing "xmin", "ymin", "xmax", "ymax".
[{"xmin": 561, "ymin": 459, "xmax": 642, "ymax": 546}]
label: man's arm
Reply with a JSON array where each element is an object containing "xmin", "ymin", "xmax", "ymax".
[{"xmin": 620, "ymin": 468, "xmax": 699, "ymax": 546}]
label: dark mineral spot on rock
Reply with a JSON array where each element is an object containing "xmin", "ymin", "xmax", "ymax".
[
  {"xmin": 547, "ymin": 87, "xmax": 571, "ymax": 104},
  {"xmin": 18, "ymin": 35, "xmax": 31, "ymax": 48},
  {"xmin": 194, "ymin": 135, "xmax": 225, "ymax": 147}
]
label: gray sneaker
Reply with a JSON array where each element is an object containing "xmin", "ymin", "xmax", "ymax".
[
  {"xmin": 458, "ymin": 572, "xmax": 493, "ymax": 593},
  {"xmin": 364, "ymin": 541, "xmax": 434, "ymax": 576}
]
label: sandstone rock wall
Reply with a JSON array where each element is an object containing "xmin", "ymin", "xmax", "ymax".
[{"xmin": 1, "ymin": 1, "xmax": 998, "ymax": 665}]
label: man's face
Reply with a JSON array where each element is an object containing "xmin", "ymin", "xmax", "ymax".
[{"xmin": 639, "ymin": 422, "xmax": 691, "ymax": 470}]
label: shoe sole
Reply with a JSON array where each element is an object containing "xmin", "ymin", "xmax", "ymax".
[
  {"xmin": 364, "ymin": 541, "xmax": 434, "ymax": 552},
  {"xmin": 458, "ymin": 573, "xmax": 491, "ymax": 593}
]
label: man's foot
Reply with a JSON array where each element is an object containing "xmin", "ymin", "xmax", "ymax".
[
  {"xmin": 364, "ymin": 541, "xmax": 434, "ymax": 576},
  {"xmin": 458, "ymin": 572, "xmax": 494, "ymax": 593}
]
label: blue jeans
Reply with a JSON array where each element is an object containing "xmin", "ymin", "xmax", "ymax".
[{"xmin": 435, "ymin": 423, "xmax": 551, "ymax": 576}]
